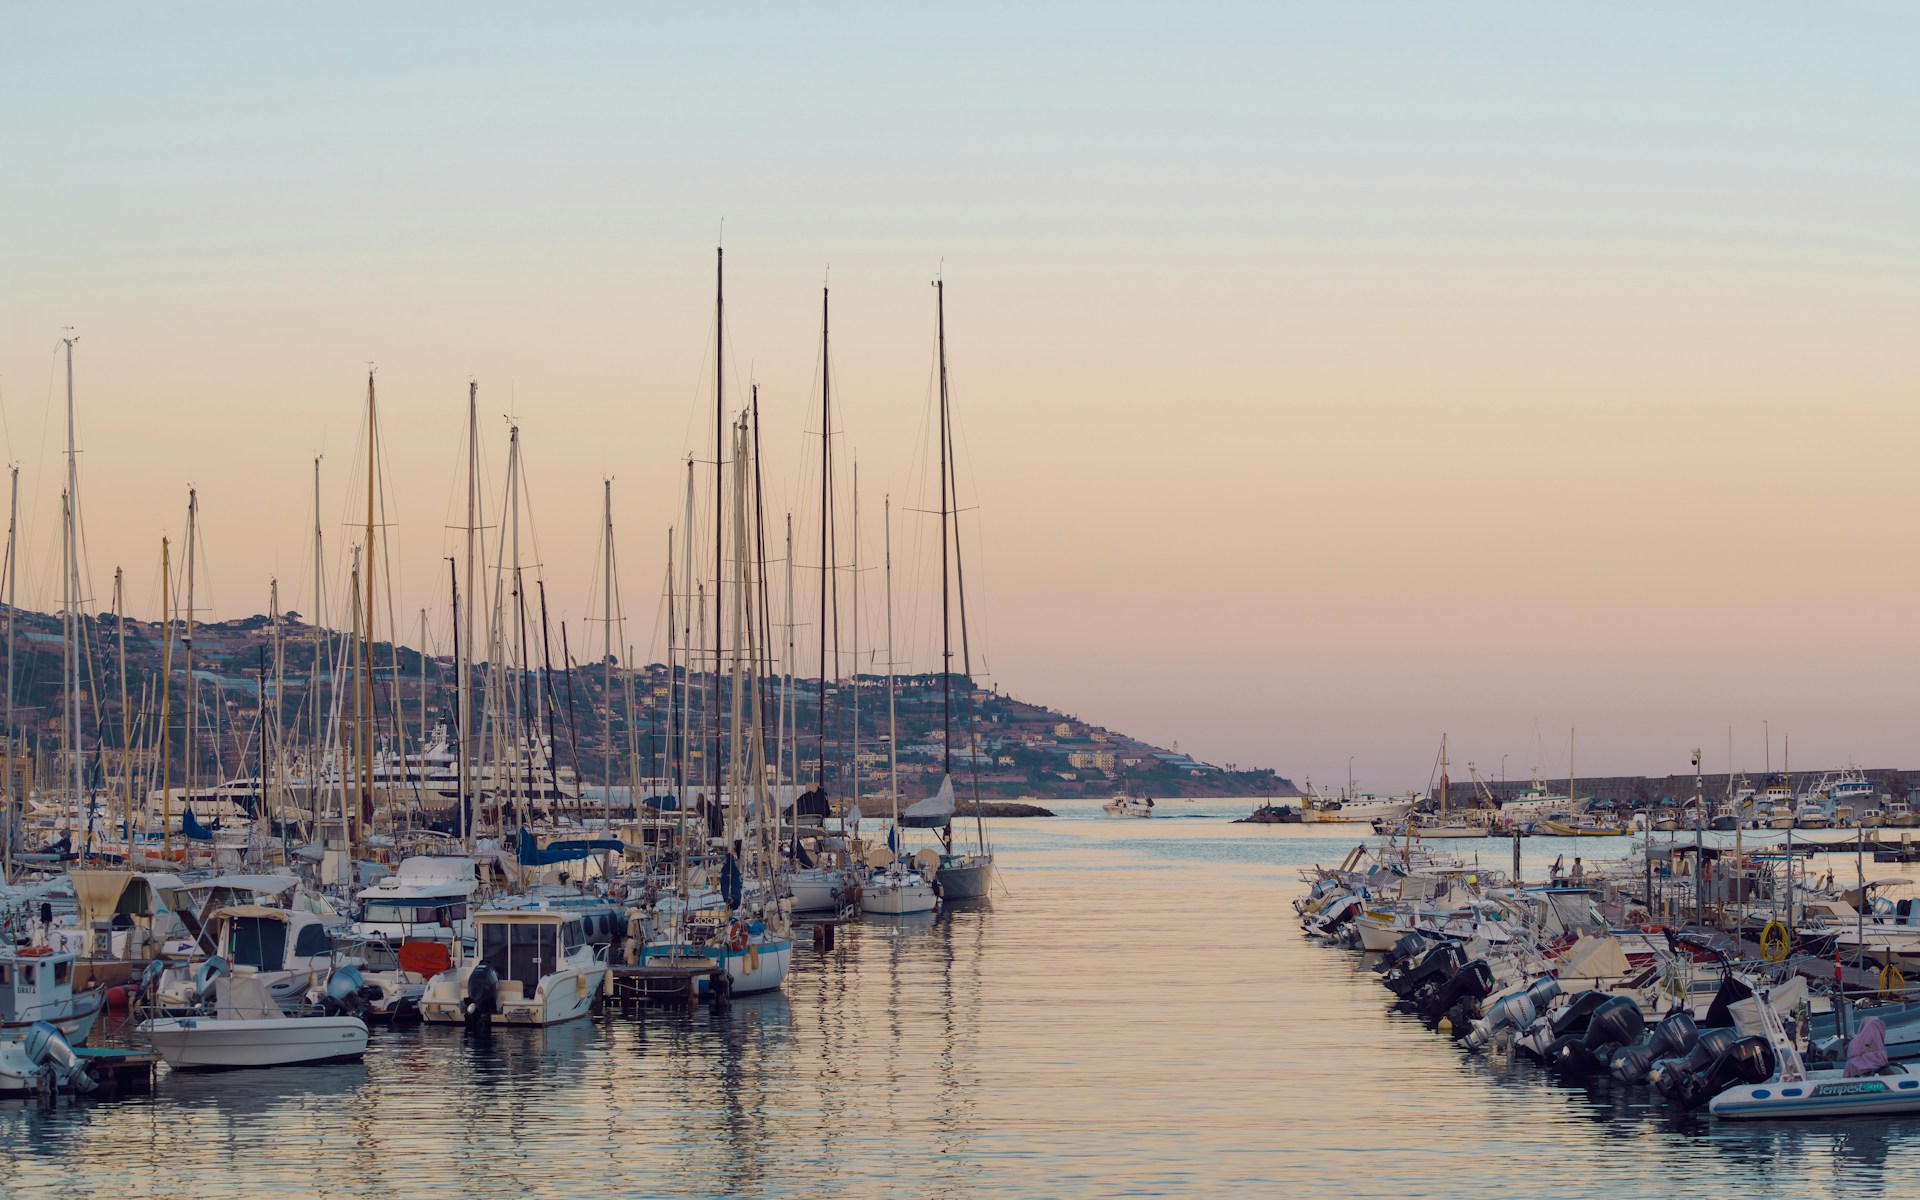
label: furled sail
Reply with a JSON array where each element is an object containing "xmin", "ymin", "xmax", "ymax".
[{"xmin": 900, "ymin": 775, "xmax": 955, "ymax": 829}]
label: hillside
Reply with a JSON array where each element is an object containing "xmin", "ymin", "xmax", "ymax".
[{"xmin": 0, "ymin": 606, "xmax": 1298, "ymax": 801}]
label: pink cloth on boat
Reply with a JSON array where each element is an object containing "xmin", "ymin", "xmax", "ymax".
[{"xmin": 1844, "ymin": 1015, "xmax": 1889, "ymax": 1077}]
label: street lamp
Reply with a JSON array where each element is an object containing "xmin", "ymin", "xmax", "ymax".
[{"xmin": 1347, "ymin": 756, "xmax": 1354, "ymax": 799}]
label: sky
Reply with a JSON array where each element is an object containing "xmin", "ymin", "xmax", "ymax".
[{"xmin": 2, "ymin": 4, "xmax": 1916, "ymax": 789}]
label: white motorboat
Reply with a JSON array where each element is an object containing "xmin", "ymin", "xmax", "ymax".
[
  {"xmin": 1301, "ymin": 790, "xmax": 1414, "ymax": 824},
  {"xmin": 155, "ymin": 903, "xmax": 354, "ymax": 1008},
  {"xmin": 138, "ymin": 972, "xmax": 368, "ymax": 1069},
  {"xmin": 788, "ymin": 864, "xmax": 860, "ymax": 912},
  {"xmin": 419, "ymin": 905, "xmax": 609, "ymax": 1026},
  {"xmin": 0, "ymin": 1021, "xmax": 97, "ymax": 1097},
  {"xmin": 352, "ymin": 854, "xmax": 480, "ymax": 969},
  {"xmin": 1103, "ymin": 795, "xmax": 1155, "ymax": 819}
]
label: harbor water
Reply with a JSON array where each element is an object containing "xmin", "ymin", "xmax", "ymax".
[{"xmin": 3, "ymin": 800, "xmax": 1913, "ymax": 1199}]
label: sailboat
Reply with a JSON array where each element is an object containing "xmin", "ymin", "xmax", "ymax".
[
  {"xmin": 923, "ymin": 278, "xmax": 994, "ymax": 901},
  {"xmin": 862, "ymin": 496, "xmax": 938, "ymax": 916}
]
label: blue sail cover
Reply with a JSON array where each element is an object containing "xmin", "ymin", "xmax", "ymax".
[
  {"xmin": 181, "ymin": 808, "xmax": 216, "ymax": 841},
  {"xmin": 720, "ymin": 852, "xmax": 743, "ymax": 908},
  {"xmin": 515, "ymin": 827, "xmax": 624, "ymax": 866}
]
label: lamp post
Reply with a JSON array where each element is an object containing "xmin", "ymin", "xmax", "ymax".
[{"xmin": 1347, "ymin": 756, "xmax": 1354, "ymax": 801}]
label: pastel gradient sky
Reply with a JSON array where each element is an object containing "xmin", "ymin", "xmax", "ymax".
[{"xmin": 3, "ymin": 5, "xmax": 1916, "ymax": 788}]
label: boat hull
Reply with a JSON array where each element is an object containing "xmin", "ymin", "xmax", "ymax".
[
  {"xmin": 936, "ymin": 854, "xmax": 994, "ymax": 900},
  {"xmin": 861, "ymin": 880, "xmax": 938, "ymax": 915},
  {"xmin": 1712, "ymin": 1073, "xmax": 1920, "ymax": 1119},
  {"xmin": 138, "ymin": 1016, "xmax": 368, "ymax": 1069}
]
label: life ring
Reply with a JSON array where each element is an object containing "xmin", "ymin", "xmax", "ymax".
[
  {"xmin": 1758, "ymin": 920, "xmax": 1789, "ymax": 963},
  {"xmin": 727, "ymin": 921, "xmax": 750, "ymax": 952},
  {"xmin": 1881, "ymin": 963, "xmax": 1906, "ymax": 997}
]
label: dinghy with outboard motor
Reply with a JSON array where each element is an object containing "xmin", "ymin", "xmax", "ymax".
[{"xmin": 1710, "ymin": 1007, "xmax": 1920, "ymax": 1118}]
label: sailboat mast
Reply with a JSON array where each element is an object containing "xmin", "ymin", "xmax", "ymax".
[
  {"xmin": 851, "ymin": 459, "xmax": 860, "ymax": 817},
  {"xmin": 309, "ymin": 456, "xmax": 326, "ymax": 836},
  {"xmin": 184, "ymin": 487, "xmax": 197, "ymax": 829},
  {"xmin": 159, "ymin": 538, "xmax": 172, "ymax": 862},
  {"xmin": 1, "ymin": 465, "xmax": 13, "ymax": 882},
  {"xmin": 937, "ymin": 282, "xmax": 953, "ymax": 778},
  {"xmin": 937, "ymin": 281, "xmax": 990, "ymax": 854},
  {"xmin": 463, "ymin": 381, "xmax": 479, "ymax": 845},
  {"xmin": 713, "ymin": 247, "xmax": 724, "ymax": 810},
  {"xmin": 2, "ymin": 465, "xmax": 14, "ymax": 882},
  {"xmin": 116, "ymin": 568, "xmax": 129, "ymax": 846},
  {"xmin": 885, "ymin": 496, "xmax": 899, "ymax": 829},
  {"xmin": 818, "ymin": 286, "xmax": 830, "ymax": 792},
  {"xmin": 64, "ymin": 336, "xmax": 81, "ymax": 820},
  {"xmin": 360, "ymin": 372, "xmax": 378, "ymax": 857},
  {"xmin": 603, "ymin": 479, "xmax": 614, "ymax": 829}
]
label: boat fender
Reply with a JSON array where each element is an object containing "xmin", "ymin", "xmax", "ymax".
[
  {"xmin": 746, "ymin": 945, "xmax": 760, "ymax": 973},
  {"xmin": 1881, "ymin": 964, "xmax": 1905, "ymax": 997}
]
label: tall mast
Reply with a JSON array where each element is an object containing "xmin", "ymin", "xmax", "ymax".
[
  {"xmin": 116, "ymin": 568, "xmax": 129, "ymax": 847},
  {"xmin": 185, "ymin": 487, "xmax": 197, "ymax": 827},
  {"xmin": 350, "ymin": 548, "xmax": 363, "ymax": 856},
  {"xmin": 885, "ymin": 497, "xmax": 899, "ymax": 831},
  {"xmin": 713, "ymin": 247, "xmax": 725, "ymax": 812},
  {"xmin": 817, "ymin": 286, "xmax": 830, "ymax": 792},
  {"xmin": 851, "ymin": 458, "xmax": 861, "ymax": 817},
  {"xmin": 935, "ymin": 280, "xmax": 954, "ymax": 851},
  {"xmin": 2, "ymin": 464, "xmax": 15, "ymax": 883},
  {"xmin": 63, "ymin": 335, "xmax": 82, "ymax": 823},
  {"xmin": 462, "ymin": 380, "xmax": 478, "ymax": 845},
  {"xmin": 938, "ymin": 281, "xmax": 990, "ymax": 855},
  {"xmin": 159, "ymin": 538, "xmax": 172, "ymax": 862},
  {"xmin": 603, "ymin": 479, "xmax": 615, "ymax": 831},
  {"xmin": 309, "ymin": 456, "xmax": 326, "ymax": 836},
  {"xmin": 269, "ymin": 578, "xmax": 283, "ymax": 836},
  {"xmin": 360, "ymin": 371, "xmax": 377, "ymax": 857},
  {"xmin": 782, "ymin": 514, "xmax": 794, "ymax": 812}
]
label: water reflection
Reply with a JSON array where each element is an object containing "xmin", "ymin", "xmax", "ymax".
[{"xmin": 11, "ymin": 818, "xmax": 1920, "ymax": 1197}]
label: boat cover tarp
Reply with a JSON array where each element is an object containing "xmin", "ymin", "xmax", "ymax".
[
  {"xmin": 68, "ymin": 870, "xmax": 135, "ymax": 931},
  {"xmin": 1729, "ymin": 977, "xmax": 1810, "ymax": 1038},
  {"xmin": 900, "ymin": 776, "xmax": 955, "ymax": 830},
  {"xmin": 1701, "ymin": 974, "xmax": 1757, "ymax": 1029},
  {"xmin": 514, "ymin": 827, "xmax": 624, "ymax": 867},
  {"xmin": 794, "ymin": 788, "xmax": 832, "ymax": 819},
  {"xmin": 216, "ymin": 973, "xmax": 285, "ymax": 1020},
  {"xmin": 1847, "ymin": 1015, "xmax": 1890, "ymax": 1077},
  {"xmin": 181, "ymin": 809, "xmax": 216, "ymax": 842},
  {"xmin": 720, "ymin": 853, "xmax": 743, "ymax": 908},
  {"xmin": 1557, "ymin": 934, "xmax": 1631, "ymax": 981}
]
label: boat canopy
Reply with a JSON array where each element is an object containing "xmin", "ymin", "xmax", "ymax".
[{"xmin": 515, "ymin": 828, "xmax": 624, "ymax": 867}]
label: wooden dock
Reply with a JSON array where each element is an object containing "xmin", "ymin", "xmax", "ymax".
[
  {"xmin": 606, "ymin": 958, "xmax": 729, "ymax": 1010},
  {"xmin": 72, "ymin": 1047, "xmax": 158, "ymax": 1098}
]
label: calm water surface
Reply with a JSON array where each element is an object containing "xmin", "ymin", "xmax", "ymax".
[{"xmin": 4, "ymin": 800, "xmax": 1917, "ymax": 1198}]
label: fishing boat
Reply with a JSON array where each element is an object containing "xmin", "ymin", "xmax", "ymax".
[
  {"xmin": 1103, "ymin": 795, "xmax": 1154, "ymax": 819},
  {"xmin": 154, "ymin": 904, "xmax": 353, "ymax": 1008},
  {"xmin": 351, "ymin": 855, "xmax": 481, "ymax": 969},
  {"xmin": 0, "ymin": 945, "xmax": 106, "ymax": 1044},
  {"xmin": 139, "ymin": 971, "xmax": 367, "ymax": 1069},
  {"xmin": 419, "ymin": 905, "xmax": 609, "ymax": 1026}
]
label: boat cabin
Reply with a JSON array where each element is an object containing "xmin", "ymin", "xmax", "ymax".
[
  {"xmin": 0, "ymin": 948, "xmax": 77, "ymax": 1027},
  {"xmin": 205, "ymin": 905, "xmax": 338, "ymax": 976},
  {"xmin": 473, "ymin": 910, "xmax": 593, "ymax": 997}
]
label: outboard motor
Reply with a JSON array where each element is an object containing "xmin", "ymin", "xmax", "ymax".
[
  {"xmin": 324, "ymin": 965, "xmax": 369, "ymax": 1018},
  {"xmin": 1520, "ymin": 990, "xmax": 1607, "ymax": 1063},
  {"xmin": 1427, "ymin": 958, "xmax": 1496, "ymax": 1024},
  {"xmin": 1464, "ymin": 989, "xmax": 1538, "ymax": 1051},
  {"xmin": 463, "ymin": 962, "xmax": 500, "ymax": 1031},
  {"xmin": 1609, "ymin": 1042, "xmax": 1654, "ymax": 1083},
  {"xmin": 1384, "ymin": 942, "xmax": 1465, "ymax": 1000},
  {"xmin": 136, "ymin": 958, "xmax": 167, "ymax": 1002},
  {"xmin": 1375, "ymin": 932, "xmax": 1432, "ymax": 974},
  {"xmin": 1523, "ymin": 976, "xmax": 1562, "ymax": 1014},
  {"xmin": 1655, "ymin": 1034, "xmax": 1775, "ymax": 1110},
  {"xmin": 1651, "ymin": 1026, "xmax": 1741, "ymax": 1105},
  {"xmin": 1648, "ymin": 1011, "xmax": 1700, "ymax": 1062},
  {"xmin": 1584, "ymin": 996, "xmax": 1646, "ymax": 1052},
  {"xmin": 193, "ymin": 956, "xmax": 229, "ymax": 1006},
  {"xmin": 23, "ymin": 1020, "xmax": 96, "ymax": 1096}
]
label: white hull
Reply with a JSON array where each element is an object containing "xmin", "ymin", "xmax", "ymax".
[
  {"xmin": 1354, "ymin": 914, "xmax": 1407, "ymax": 953},
  {"xmin": 1303, "ymin": 802, "xmax": 1411, "ymax": 824},
  {"xmin": 139, "ymin": 1015, "xmax": 368, "ymax": 1069},
  {"xmin": 419, "ymin": 962, "xmax": 608, "ymax": 1027},
  {"xmin": 1712, "ymin": 1070, "xmax": 1920, "ymax": 1119},
  {"xmin": 788, "ymin": 869, "xmax": 855, "ymax": 912},
  {"xmin": 861, "ymin": 878, "xmax": 938, "ymax": 915}
]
